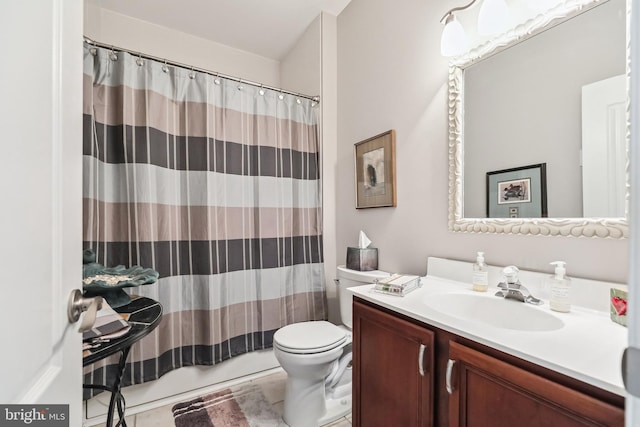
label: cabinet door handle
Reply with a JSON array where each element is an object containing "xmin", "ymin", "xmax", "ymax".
[
  {"xmin": 418, "ymin": 344, "xmax": 426, "ymax": 376},
  {"xmin": 446, "ymin": 359, "xmax": 456, "ymax": 394}
]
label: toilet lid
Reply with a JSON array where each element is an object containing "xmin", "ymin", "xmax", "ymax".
[{"xmin": 274, "ymin": 321, "xmax": 347, "ymax": 354}]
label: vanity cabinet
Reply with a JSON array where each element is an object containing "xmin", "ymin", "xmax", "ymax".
[
  {"xmin": 353, "ymin": 298, "xmax": 624, "ymax": 427},
  {"xmin": 353, "ymin": 299, "xmax": 435, "ymax": 427},
  {"xmin": 447, "ymin": 341, "xmax": 624, "ymax": 427}
]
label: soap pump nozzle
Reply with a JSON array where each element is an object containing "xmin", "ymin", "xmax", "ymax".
[{"xmin": 550, "ymin": 261, "xmax": 566, "ymax": 280}]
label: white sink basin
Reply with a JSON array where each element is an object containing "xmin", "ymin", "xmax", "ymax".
[{"xmin": 423, "ymin": 292, "xmax": 564, "ymax": 332}]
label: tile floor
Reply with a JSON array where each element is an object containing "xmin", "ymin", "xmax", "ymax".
[{"xmin": 92, "ymin": 371, "xmax": 352, "ymax": 427}]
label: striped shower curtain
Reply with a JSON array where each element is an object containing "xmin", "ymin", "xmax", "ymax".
[{"xmin": 82, "ymin": 43, "xmax": 326, "ymax": 393}]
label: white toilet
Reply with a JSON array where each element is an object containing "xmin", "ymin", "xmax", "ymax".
[{"xmin": 273, "ymin": 266, "xmax": 390, "ymax": 427}]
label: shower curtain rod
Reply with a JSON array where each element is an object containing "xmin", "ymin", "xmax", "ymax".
[{"xmin": 83, "ymin": 37, "xmax": 321, "ymax": 104}]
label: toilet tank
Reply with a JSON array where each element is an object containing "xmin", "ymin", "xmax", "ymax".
[{"xmin": 336, "ymin": 265, "xmax": 390, "ymax": 329}]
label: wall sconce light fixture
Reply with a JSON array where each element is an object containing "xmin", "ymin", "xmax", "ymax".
[{"xmin": 440, "ymin": 0, "xmax": 510, "ymax": 57}]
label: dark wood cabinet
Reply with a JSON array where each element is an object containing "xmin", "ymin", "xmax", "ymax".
[
  {"xmin": 447, "ymin": 341, "xmax": 624, "ymax": 427},
  {"xmin": 353, "ymin": 298, "xmax": 624, "ymax": 427},
  {"xmin": 353, "ymin": 299, "xmax": 435, "ymax": 427}
]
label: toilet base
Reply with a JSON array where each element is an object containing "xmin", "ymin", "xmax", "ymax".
[
  {"xmin": 282, "ymin": 366, "xmax": 352, "ymax": 427},
  {"xmin": 318, "ymin": 394, "xmax": 351, "ymax": 426},
  {"xmin": 319, "ymin": 367, "xmax": 352, "ymax": 426}
]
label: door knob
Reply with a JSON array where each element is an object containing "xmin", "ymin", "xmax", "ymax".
[
  {"xmin": 67, "ymin": 289, "xmax": 103, "ymax": 331},
  {"xmin": 622, "ymin": 346, "xmax": 640, "ymax": 397}
]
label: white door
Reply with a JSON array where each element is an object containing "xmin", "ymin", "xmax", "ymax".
[
  {"xmin": 628, "ymin": 1, "xmax": 640, "ymax": 425},
  {"xmin": 581, "ymin": 74, "xmax": 627, "ymax": 218},
  {"xmin": 0, "ymin": 0, "xmax": 84, "ymax": 425}
]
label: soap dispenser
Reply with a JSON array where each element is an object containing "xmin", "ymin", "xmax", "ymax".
[
  {"xmin": 549, "ymin": 261, "xmax": 572, "ymax": 313},
  {"xmin": 472, "ymin": 252, "xmax": 489, "ymax": 292}
]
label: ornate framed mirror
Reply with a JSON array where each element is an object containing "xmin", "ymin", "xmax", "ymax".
[{"xmin": 448, "ymin": 0, "xmax": 630, "ymax": 237}]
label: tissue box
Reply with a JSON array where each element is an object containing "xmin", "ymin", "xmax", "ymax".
[
  {"xmin": 346, "ymin": 247, "xmax": 378, "ymax": 271},
  {"xmin": 610, "ymin": 288, "xmax": 628, "ymax": 327}
]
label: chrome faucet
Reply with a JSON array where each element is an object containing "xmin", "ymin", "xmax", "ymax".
[{"xmin": 495, "ymin": 266, "xmax": 543, "ymax": 305}]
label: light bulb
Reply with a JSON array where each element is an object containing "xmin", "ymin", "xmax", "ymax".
[
  {"xmin": 440, "ymin": 14, "xmax": 468, "ymax": 57},
  {"xmin": 478, "ymin": 0, "xmax": 510, "ymax": 35}
]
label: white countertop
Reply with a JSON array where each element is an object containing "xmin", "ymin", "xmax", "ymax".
[{"xmin": 349, "ymin": 274, "xmax": 628, "ymax": 396}]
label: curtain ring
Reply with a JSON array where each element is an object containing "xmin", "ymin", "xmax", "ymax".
[
  {"xmin": 259, "ymin": 84, "xmax": 265, "ymax": 96},
  {"xmin": 162, "ymin": 60, "xmax": 169, "ymax": 73}
]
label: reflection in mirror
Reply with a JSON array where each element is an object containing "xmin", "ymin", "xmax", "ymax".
[{"xmin": 448, "ymin": 0, "xmax": 629, "ymax": 237}]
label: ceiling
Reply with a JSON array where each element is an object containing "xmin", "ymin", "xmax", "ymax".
[{"xmin": 97, "ymin": 0, "xmax": 352, "ymax": 60}]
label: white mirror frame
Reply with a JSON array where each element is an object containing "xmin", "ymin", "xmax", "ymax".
[{"xmin": 448, "ymin": 0, "xmax": 630, "ymax": 238}]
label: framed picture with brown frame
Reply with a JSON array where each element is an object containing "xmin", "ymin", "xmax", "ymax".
[{"xmin": 354, "ymin": 130, "xmax": 397, "ymax": 209}]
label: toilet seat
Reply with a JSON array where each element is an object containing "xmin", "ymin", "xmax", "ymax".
[{"xmin": 274, "ymin": 321, "xmax": 348, "ymax": 354}]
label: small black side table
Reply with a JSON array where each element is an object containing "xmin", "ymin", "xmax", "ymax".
[{"xmin": 83, "ymin": 296, "xmax": 162, "ymax": 427}]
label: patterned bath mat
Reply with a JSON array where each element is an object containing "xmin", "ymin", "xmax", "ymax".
[{"xmin": 172, "ymin": 383, "xmax": 287, "ymax": 427}]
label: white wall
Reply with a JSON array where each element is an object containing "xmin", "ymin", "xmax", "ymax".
[
  {"xmin": 281, "ymin": 14, "xmax": 340, "ymax": 322},
  {"xmin": 336, "ymin": 0, "xmax": 629, "ymax": 284},
  {"xmin": 281, "ymin": 15, "xmax": 322, "ymax": 96},
  {"xmin": 320, "ymin": 13, "xmax": 340, "ymax": 322},
  {"xmin": 83, "ymin": 0, "xmax": 280, "ymax": 86}
]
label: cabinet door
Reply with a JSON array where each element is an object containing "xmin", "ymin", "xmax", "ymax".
[
  {"xmin": 353, "ymin": 300, "xmax": 434, "ymax": 427},
  {"xmin": 447, "ymin": 341, "xmax": 624, "ymax": 427}
]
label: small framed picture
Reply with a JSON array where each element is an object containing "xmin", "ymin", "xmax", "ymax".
[
  {"xmin": 498, "ymin": 179, "xmax": 531, "ymax": 205},
  {"xmin": 486, "ymin": 163, "xmax": 547, "ymax": 218},
  {"xmin": 354, "ymin": 130, "xmax": 397, "ymax": 209}
]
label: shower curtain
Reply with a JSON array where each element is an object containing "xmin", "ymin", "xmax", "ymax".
[{"xmin": 82, "ymin": 43, "xmax": 326, "ymax": 394}]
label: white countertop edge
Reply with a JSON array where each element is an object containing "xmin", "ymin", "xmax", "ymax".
[{"xmin": 349, "ymin": 276, "xmax": 628, "ymax": 397}]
